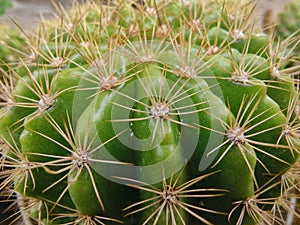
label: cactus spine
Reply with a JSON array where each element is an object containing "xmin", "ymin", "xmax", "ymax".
[{"xmin": 0, "ymin": 0, "xmax": 299, "ymax": 224}]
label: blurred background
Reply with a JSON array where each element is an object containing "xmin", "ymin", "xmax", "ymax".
[
  {"xmin": 0, "ymin": 0, "xmax": 90, "ymax": 29},
  {"xmin": 0, "ymin": 0, "xmax": 295, "ymax": 30}
]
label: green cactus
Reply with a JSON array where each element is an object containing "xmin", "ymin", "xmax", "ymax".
[
  {"xmin": 276, "ymin": 0, "xmax": 300, "ymax": 40},
  {"xmin": 0, "ymin": 0, "xmax": 299, "ymax": 225},
  {"xmin": 277, "ymin": 0, "xmax": 300, "ymax": 85},
  {"xmin": 0, "ymin": 0, "xmax": 12, "ymax": 16},
  {"xmin": 0, "ymin": 25, "xmax": 27, "ymax": 73},
  {"xmin": 263, "ymin": 0, "xmax": 300, "ymax": 72}
]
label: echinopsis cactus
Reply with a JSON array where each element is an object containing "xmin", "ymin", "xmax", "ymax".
[
  {"xmin": 276, "ymin": 0, "xmax": 300, "ymax": 41},
  {"xmin": 0, "ymin": 0, "xmax": 13, "ymax": 17},
  {"xmin": 0, "ymin": 25, "xmax": 26, "ymax": 73},
  {"xmin": 262, "ymin": 0, "xmax": 300, "ymax": 73},
  {"xmin": 275, "ymin": 0, "xmax": 300, "ymax": 76},
  {"xmin": 0, "ymin": 0, "xmax": 299, "ymax": 225}
]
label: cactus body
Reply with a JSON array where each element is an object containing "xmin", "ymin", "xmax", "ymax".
[
  {"xmin": 276, "ymin": 0, "xmax": 300, "ymax": 41},
  {"xmin": 0, "ymin": 1, "xmax": 299, "ymax": 225},
  {"xmin": 263, "ymin": 0, "xmax": 300, "ymax": 72},
  {"xmin": 0, "ymin": 26, "xmax": 26, "ymax": 73},
  {"xmin": 0, "ymin": 0, "xmax": 12, "ymax": 16}
]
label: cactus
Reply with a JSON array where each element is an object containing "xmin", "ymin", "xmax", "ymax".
[
  {"xmin": 0, "ymin": 25, "xmax": 26, "ymax": 73},
  {"xmin": 0, "ymin": 0, "xmax": 12, "ymax": 16},
  {"xmin": 0, "ymin": 0, "xmax": 299, "ymax": 224},
  {"xmin": 276, "ymin": 0, "xmax": 300, "ymax": 83},
  {"xmin": 263, "ymin": 0, "xmax": 300, "ymax": 71},
  {"xmin": 276, "ymin": 0, "xmax": 300, "ymax": 41}
]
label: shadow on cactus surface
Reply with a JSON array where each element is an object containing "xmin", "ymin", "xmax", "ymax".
[{"xmin": 0, "ymin": 0, "xmax": 299, "ymax": 224}]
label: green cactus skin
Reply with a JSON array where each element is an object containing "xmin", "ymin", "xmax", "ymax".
[
  {"xmin": 0, "ymin": 0, "xmax": 12, "ymax": 16},
  {"xmin": 263, "ymin": 0, "xmax": 300, "ymax": 77},
  {"xmin": 0, "ymin": 26, "xmax": 26, "ymax": 73},
  {"xmin": 276, "ymin": 0, "xmax": 300, "ymax": 41},
  {"xmin": 0, "ymin": 0, "xmax": 299, "ymax": 225}
]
